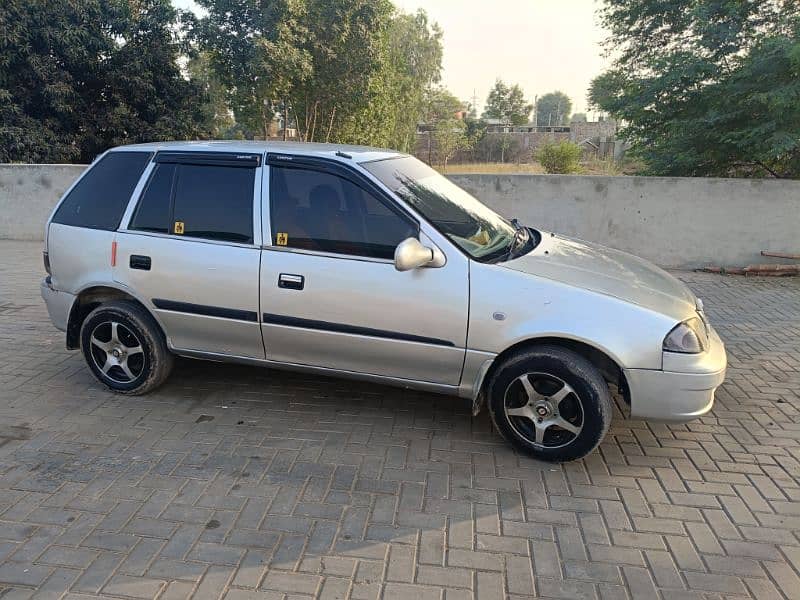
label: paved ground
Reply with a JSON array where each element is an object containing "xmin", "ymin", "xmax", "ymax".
[{"xmin": 1, "ymin": 240, "xmax": 800, "ymax": 600}]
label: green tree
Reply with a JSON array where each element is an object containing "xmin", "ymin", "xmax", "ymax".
[
  {"xmin": 536, "ymin": 91, "xmax": 572, "ymax": 126},
  {"xmin": 464, "ymin": 113, "xmax": 487, "ymax": 161},
  {"xmin": 570, "ymin": 112, "xmax": 587, "ymax": 123},
  {"xmin": 291, "ymin": 0, "xmax": 394, "ymax": 143},
  {"xmin": 434, "ymin": 118, "xmax": 469, "ymax": 170},
  {"xmin": 425, "ymin": 86, "xmax": 464, "ymax": 124},
  {"xmin": 482, "ymin": 80, "xmax": 532, "ymax": 125},
  {"xmin": 0, "ymin": 0, "xmax": 209, "ymax": 163},
  {"xmin": 192, "ymin": 0, "xmax": 312, "ymax": 140},
  {"xmin": 187, "ymin": 52, "xmax": 235, "ymax": 139},
  {"xmin": 590, "ymin": 0, "xmax": 800, "ymax": 178},
  {"xmin": 369, "ymin": 8, "xmax": 443, "ymax": 151},
  {"xmin": 191, "ymin": 2, "xmax": 442, "ymax": 151}
]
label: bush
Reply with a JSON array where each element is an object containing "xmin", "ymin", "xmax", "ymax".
[{"xmin": 536, "ymin": 140, "xmax": 583, "ymax": 174}]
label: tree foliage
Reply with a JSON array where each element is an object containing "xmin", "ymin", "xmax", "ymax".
[
  {"xmin": 536, "ymin": 91, "xmax": 572, "ymax": 126},
  {"xmin": 187, "ymin": 52, "xmax": 236, "ymax": 139},
  {"xmin": 482, "ymin": 80, "xmax": 532, "ymax": 126},
  {"xmin": 190, "ymin": 0, "xmax": 313, "ymax": 140},
  {"xmin": 192, "ymin": 1, "xmax": 442, "ymax": 151},
  {"xmin": 425, "ymin": 87, "xmax": 464, "ymax": 124},
  {"xmin": 290, "ymin": 0, "xmax": 394, "ymax": 144},
  {"xmin": 433, "ymin": 119, "xmax": 469, "ymax": 169},
  {"xmin": 342, "ymin": 8, "xmax": 442, "ymax": 151},
  {"xmin": 0, "ymin": 0, "xmax": 444, "ymax": 161},
  {"xmin": 590, "ymin": 0, "xmax": 800, "ymax": 178},
  {"xmin": 0, "ymin": 0, "xmax": 210, "ymax": 163}
]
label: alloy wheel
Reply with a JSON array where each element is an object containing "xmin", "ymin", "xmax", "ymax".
[
  {"xmin": 88, "ymin": 321, "xmax": 145, "ymax": 384},
  {"xmin": 503, "ymin": 371, "xmax": 584, "ymax": 448}
]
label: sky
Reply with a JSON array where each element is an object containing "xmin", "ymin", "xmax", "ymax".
[{"xmin": 173, "ymin": 0, "xmax": 611, "ymax": 117}]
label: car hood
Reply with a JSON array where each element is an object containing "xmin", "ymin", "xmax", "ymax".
[{"xmin": 503, "ymin": 232, "xmax": 697, "ymax": 320}]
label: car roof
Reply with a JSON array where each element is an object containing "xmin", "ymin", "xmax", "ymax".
[{"xmin": 110, "ymin": 140, "xmax": 405, "ymax": 164}]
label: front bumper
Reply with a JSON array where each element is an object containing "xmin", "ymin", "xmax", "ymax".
[
  {"xmin": 624, "ymin": 325, "xmax": 727, "ymax": 422},
  {"xmin": 40, "ymin": 277, "xmax": 75, "ymax": 332}
]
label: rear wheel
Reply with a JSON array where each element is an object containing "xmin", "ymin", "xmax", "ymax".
[
  {"xmin": 80, "ymin": 300, "xmax": 173, "ymax": 394},
  {"xmin": 487, "ymin": 345, "xmax": 612, "ymax": 462}
]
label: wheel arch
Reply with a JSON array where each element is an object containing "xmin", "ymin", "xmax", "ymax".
[
  {"xmin": 475, "ymin": 336, "xmax": 630, "ymax": 410},
  {"xmin": 66, "ymin": 284, "xmax": 165, "ymax": 350}
]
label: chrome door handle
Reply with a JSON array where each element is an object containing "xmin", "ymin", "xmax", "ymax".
[{"xmin": 278, "ymin": 273, "xmax": 304, "ymax": 290}]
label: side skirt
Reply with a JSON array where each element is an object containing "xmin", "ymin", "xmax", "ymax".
[{"xmin": 171, "ymin": 347, "xmax": 462, "ymax": 397}]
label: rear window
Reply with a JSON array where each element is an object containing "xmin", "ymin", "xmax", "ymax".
[{"xmin": 52, "ymin": 151, "xmax": 151, "ymax": 230}]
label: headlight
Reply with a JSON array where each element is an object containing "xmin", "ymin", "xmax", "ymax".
[{"xmin": 663, "ymin": 317, "xmax": 707, "ymax": 353}]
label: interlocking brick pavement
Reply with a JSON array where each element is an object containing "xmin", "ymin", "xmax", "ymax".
[{"xmin": 1, "ymin": 239, "xmax": 800, "ymax": 599}]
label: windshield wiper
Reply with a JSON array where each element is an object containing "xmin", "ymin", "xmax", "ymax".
[{"xmin": 501, "ymin": 218, "xmax": 528, "ymax": 262}]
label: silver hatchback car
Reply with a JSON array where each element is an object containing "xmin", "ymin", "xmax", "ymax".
[{"xmin": 41, "ymin": 141, "xmax": 726, "ymax": 461}]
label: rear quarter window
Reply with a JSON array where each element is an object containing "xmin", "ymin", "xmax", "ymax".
[{"xmin": 51, "ymin": 151, "xmax": 151, "ymax": 230}]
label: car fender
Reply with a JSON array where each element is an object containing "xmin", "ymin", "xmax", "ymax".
[
  {"xmin": 66, "ymin": 280, "xmax": 170, "ymax": 350},
  {"xmin": 467, "ymin": 261, "xmax": 677, "ymax": 372}
]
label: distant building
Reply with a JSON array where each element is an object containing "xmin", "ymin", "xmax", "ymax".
[
  {"xmin": 484, "ymin": 120, "xmax": 616, "ymax": 138},
  {"xmin": 482, "ymin": 120, "xmax": 619, "ymax": 151}
]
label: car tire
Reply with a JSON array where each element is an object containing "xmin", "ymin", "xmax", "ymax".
[
  {"xmin": 487, "ymin": 345, "xmax": 612, "ymax": 462},
  {"xmin": 80, "ymin": 300, "xmax": 173, "ymax": 395}
]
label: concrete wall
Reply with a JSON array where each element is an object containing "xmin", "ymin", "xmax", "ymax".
[
  {"xmin": 1, "ymin": 165, "xmax": 798, "ymax": 268},
  {"xmin": 450, "ymin": 174, "xmax": 800, "ymax": 268},
  {"xmin": 0, "ymin": 165, "xmax": 87, "ymax": 241}
]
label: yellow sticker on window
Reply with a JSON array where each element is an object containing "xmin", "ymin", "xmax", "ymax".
[
  {"xmin": 174, "ymin": 221, "xmax": 185, "ymax": 235},
  {"xmin": 276, "ymin": 232, "xmax": 288, "ymax": 246}
]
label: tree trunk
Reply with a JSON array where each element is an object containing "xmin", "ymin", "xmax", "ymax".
[
  {"xmin": 309, "ymin": 101, "xmax": 319, "ymax": 143},
  {"xmin": 325, "ymin": 106, "xmax": 336, "ymax": 143},
  {"xmin": 282, "ymin": 97, "xmax": 288, "ymax": 141},
  {"xmin": 427, "ymin": 131, "xmax": 432, "ymax": 165}
]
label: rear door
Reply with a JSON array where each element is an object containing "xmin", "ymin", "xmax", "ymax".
[{"xmin": 114, "ymin": 152, "xmax": 265, "ymax": 359}]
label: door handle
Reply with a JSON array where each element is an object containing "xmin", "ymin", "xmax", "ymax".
[
  {"xmin": 278, "ymin": 273, "xmax": 304, "ymax": 290},
  {"xmin": 130, "ymin": 255, "xmax": 151, "ymax": 271}
]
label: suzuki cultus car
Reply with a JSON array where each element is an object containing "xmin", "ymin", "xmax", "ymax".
[{"xmin": 41, "ymin": 142, "xmax": 726, "ymax": 461}]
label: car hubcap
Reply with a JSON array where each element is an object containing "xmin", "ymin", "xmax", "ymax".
[
  {"xmin": 89, "ymin": 321, "xmax": 145, "ymax": 384},
  {"xmin": 503, "ymin": 372, "xmax": 583, "ymax": 449}
]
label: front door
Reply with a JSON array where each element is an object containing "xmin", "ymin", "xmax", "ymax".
[
  {"xmin": 259, "ymin": 157, "xmax": 468, "ymax": 386},
  {"xmin": 114, "ymin": 152, "xmax": 265, "ymax": 359}
]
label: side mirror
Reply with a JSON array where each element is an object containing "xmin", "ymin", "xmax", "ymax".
[{"xmin": 394, "ymin": 237, "xmax": 435, "ymax": 271}]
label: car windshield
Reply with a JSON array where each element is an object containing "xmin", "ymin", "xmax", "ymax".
[{"xmin": 364, "ymin": 156, "xmax": 519, "ymax": 261}]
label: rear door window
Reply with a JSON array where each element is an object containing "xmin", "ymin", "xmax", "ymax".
[
  {"xmin": 129, "ymin": 159, "xmax": 256, "ymax": 244},
  {"xmin": 172, "ymin": 164, "xmax": 254, "ymax": 244},
  {"xmin": 52, "ymin": 151, "xmax": 151, "ymax": 230}
]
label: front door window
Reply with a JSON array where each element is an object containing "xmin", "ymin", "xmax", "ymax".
[{"xmin": 269, "ymin": 166, "xmax": 416, "ymax": 259}]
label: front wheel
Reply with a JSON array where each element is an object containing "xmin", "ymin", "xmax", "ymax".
[
  {"xmin": 80, "ymin": 300, "xmax": 173, "ymax": 395},
  {"xmin": 487, "ymin": 345, "xmax": 612, "ymax": 462}
]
